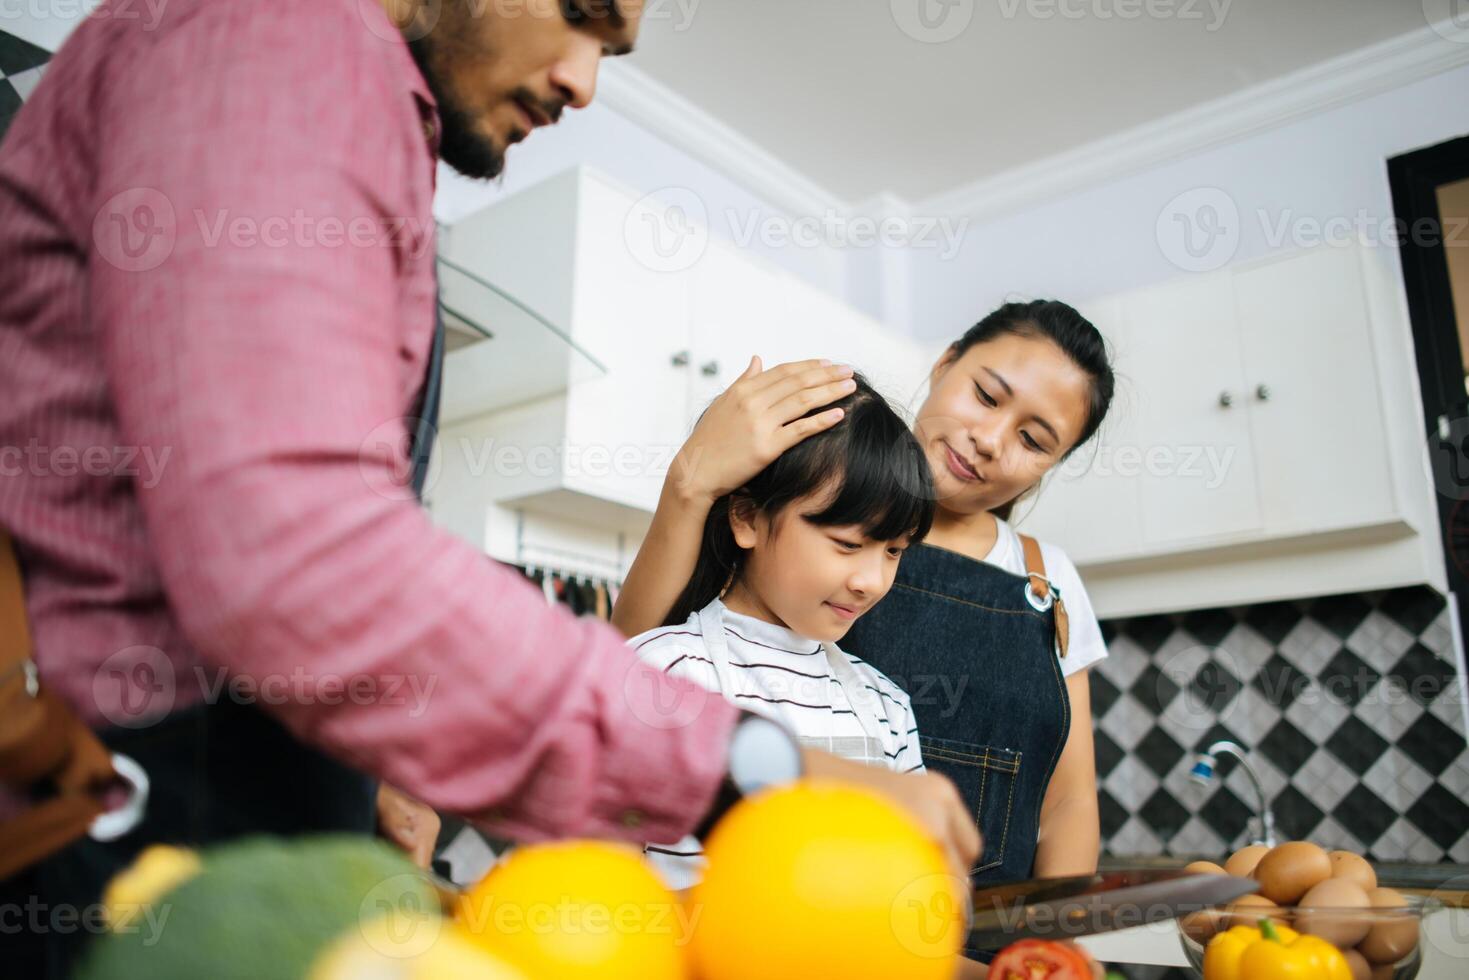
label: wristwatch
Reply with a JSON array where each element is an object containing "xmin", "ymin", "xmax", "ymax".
[{"xmin": 692, "ymin": 711, "xmax": 804, "ymax": 840}]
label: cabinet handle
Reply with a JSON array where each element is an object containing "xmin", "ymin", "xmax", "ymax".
[
  {"xmin": 1255, "ymin": 384, "xmax": 1271, "ymax": 402},
  {"xmin": 1218, "ymin": 391, "xmax": 1234, "ymax": 409},
  {"xmin": 701, "ymin": 361, "xmax": 720, "ymax": 377},
  {"xmin": 671, "ymin": 350, "xmax": 690, "ymax": 368}
]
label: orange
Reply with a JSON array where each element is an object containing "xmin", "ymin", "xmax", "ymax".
[
  {"xmin": 457, "ymin": 841, "xmax": 689, "ymax": 980},
  {"xmin": 687, "ymin": 780, "xmax": 965, "ymax": 980}
]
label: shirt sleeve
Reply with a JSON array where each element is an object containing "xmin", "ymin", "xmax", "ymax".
[
  {"xmin": 1042, "ymin": 542, "xmax": 1109, "ymax": 677},
  {"xmin": 86, "ymin": 4, "xmax": 736, "ymax": 846}
]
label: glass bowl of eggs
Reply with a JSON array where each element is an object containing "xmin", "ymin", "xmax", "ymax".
[{"xmin": 1175, "ymin": 841, "xmax": 1442, "ymax": 979}]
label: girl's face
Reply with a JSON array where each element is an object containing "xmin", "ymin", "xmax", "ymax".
[
  {"xmin": 726, "ymin": 485, "xmax": 913, "ymax": 643},
  {"xmin": 914, "ymin": 332, "xmax": 1093, "ymax": 518}
]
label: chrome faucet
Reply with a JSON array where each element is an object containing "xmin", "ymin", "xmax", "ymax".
[{"xmin": 1190, "ymin": 740, "xmax": 1278, "ymax": 847}]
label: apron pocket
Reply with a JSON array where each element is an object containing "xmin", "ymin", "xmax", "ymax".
[{"xmin": 917, "ymin": 735, "xmax": 1021, "ymax": 874}]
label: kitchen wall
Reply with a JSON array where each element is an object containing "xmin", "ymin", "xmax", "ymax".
[
  {"xmin": 905, "ymin": 61, "xmax": 1469, "ymax": 340},
  {"xmin": 1092, "ymin": 585, "xmax": 1469, "ymax": 864}
]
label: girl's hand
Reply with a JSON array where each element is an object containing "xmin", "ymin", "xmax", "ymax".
[
  {"xmin": 667, "ymin": 357, "xmax": 856, "ymax": 505},
  {"xmin": 375, "ymin": 783, "xmax": 440, "ymax": 869}
]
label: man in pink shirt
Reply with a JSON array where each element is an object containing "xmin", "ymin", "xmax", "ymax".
[{"xmin": 0, "ymin": 1, "xmax": 978, "ymax": 972}]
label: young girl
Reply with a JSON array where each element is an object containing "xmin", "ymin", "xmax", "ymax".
[{"xmin": 628, "ymin": 374, "xmax": 936, "ymax": 889}]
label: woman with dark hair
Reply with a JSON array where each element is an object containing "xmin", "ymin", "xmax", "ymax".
[
  {"xmin": 615, "ymin": 300, "xmax": 1117, "ymax": 897},
  {"xmin": 628, "ymin": 374, "xmax": 939, "ymax": 889}
]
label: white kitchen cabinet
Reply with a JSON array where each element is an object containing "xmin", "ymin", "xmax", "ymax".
[
  {"xmin": 1023, "ymin": 243, "xmax": 1416, "ymax": 606},
  {"xmin": 431, "ymin": 166, "xmax": 932, "ymax": 531},
  {"xmin": 686, "ymin": 238, "xmax": 933, "ymax": 422},
  {"xmin": 1126, "ymin": 273, "xmax": 1264, "ymax": 546},
  {"xmin": 1233, "ymin": 244, "xmax": 1398, "ymax": 535},
  {"xmin": 1021, "ymin": 294, "xmax": 1146, "ymax": 563}
]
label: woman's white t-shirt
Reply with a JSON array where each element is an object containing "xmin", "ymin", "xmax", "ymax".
[{"xmin": 984, "ymin": 517, "xmax": 1108, "ymax": 677}]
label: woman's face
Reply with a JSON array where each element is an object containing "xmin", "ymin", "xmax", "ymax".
[{"xmin": 914, "ymin": 332, "xmax": 1093, "ymax": 517}]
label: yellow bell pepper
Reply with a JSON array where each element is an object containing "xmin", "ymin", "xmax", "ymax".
[{"xmin": 1203, "ymin": 919, "xmax": 1351, "ymax": 980}]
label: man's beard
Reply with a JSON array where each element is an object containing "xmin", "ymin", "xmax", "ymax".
[{"xmin": 406, "ymin": 31, "xmax": 506, "ymax": 180}]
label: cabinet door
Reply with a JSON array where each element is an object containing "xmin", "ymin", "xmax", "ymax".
[
  {"xmin": 1124, "ymin": 274, "xmax": 1263, "ymax": 546},
  {"xmin": 777, "ymin": 274, "xmax": 930, "ymax": 408},
  {"xmin": 686, "ymin": 242, "xmax": 817, "ymax": 423},
  {"xmin": 562, "ymin": 174, "xmax": 696, "ymax": 512},
  {"xmin": 1019, "ymin": 294, "xmax": 1146, "ymax": 564},
  {"xmin": 1233, "ymin": 245, "xmax": 1398, "ymax": 533}
]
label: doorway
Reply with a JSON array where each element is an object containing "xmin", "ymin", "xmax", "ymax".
[{"xmin": 1389, "ymin": 135, "xmax": 1469, "ymax": 662}]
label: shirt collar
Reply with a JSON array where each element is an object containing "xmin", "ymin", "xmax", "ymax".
[
  {"xmin": 360, "ymin": 0, "xmax": 441, "ymax": 156},
  {"xmin": 708, "ymin": 598, "xmax": 824, "ymax": 656}
]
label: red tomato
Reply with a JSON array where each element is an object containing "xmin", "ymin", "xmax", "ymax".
[{"xmin": 989, "ymin": 939, "xmax": 1095, "ymax": 979}]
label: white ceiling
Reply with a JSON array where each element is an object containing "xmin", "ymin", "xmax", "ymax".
[{"xmin": 625, "ymin": 1, "xmax": 1436, "ymax": 204}]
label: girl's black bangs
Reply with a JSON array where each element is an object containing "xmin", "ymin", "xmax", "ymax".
[{"xmin": 800, "ymin": 405, "xmax": 934, "ymax": 543}]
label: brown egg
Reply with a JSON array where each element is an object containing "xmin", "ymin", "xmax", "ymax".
[
  {"xmin": 1181, "ymin": 909, "xmax": 1224, "ymax": 945},
  {"xmin": 1223, "ymin": 893, "xmax": 1288, "ymax": 928},
  {"xmin": 1329, "ymin": 850, "xmax": 1378, "ymax": 892},
  {"xmin": 1224, "ymin": 844, "xmax": 1270, "ymax": 878},
  {"xmin": 1367, "ymin": 966, "xmax": 1396, "ymax": 980},
  {"xmin": 1184, "ymin": 860, "xmax": 1227, "ymax": 876},
  {"xmin": 1357, "ymin": 887, "xmax": 1418, "ymax": 965},
  {"xmin": 1255, "ymin": 841, "xmax": 1333, "ymax": 904},
  {"xmin": 1342, "ymin": 948, "xmax": 1372, "ymax": 980},
  {"xmin": 1296, "ymin": 878, "xmax": 1372, "ymax": 947}
]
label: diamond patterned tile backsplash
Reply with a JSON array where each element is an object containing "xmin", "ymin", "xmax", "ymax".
[
  {"xmin": 0, "ymin": 29, "xmax": 51, "ymax": 144},
  {"xmin": 1096, "ymin": 586, "xmax": 1469, "ymax": 863}
]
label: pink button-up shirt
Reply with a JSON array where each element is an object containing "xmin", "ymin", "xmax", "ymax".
[{"xmin": 0, "ymin": 0, "xmax": 735, "ymax": 844}]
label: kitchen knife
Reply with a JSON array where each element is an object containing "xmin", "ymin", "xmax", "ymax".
[{"xmin": 966, "ymin": 868, "xmax": 1257, "ymax": 949}]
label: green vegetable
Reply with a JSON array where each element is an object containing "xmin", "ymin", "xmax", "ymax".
[{"xmin": 77, "ymin": 835, "xmax": 435, "ymax": 980}]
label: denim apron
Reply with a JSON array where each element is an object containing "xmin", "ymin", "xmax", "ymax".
[{"xmin": 841, "ymin": 542, "xmax": 1071, "ymax": 888}]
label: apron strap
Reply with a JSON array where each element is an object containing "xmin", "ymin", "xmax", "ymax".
[{"xmin": 1018, "ymin": 533, "xmax": 1069, "ymax": 660}]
